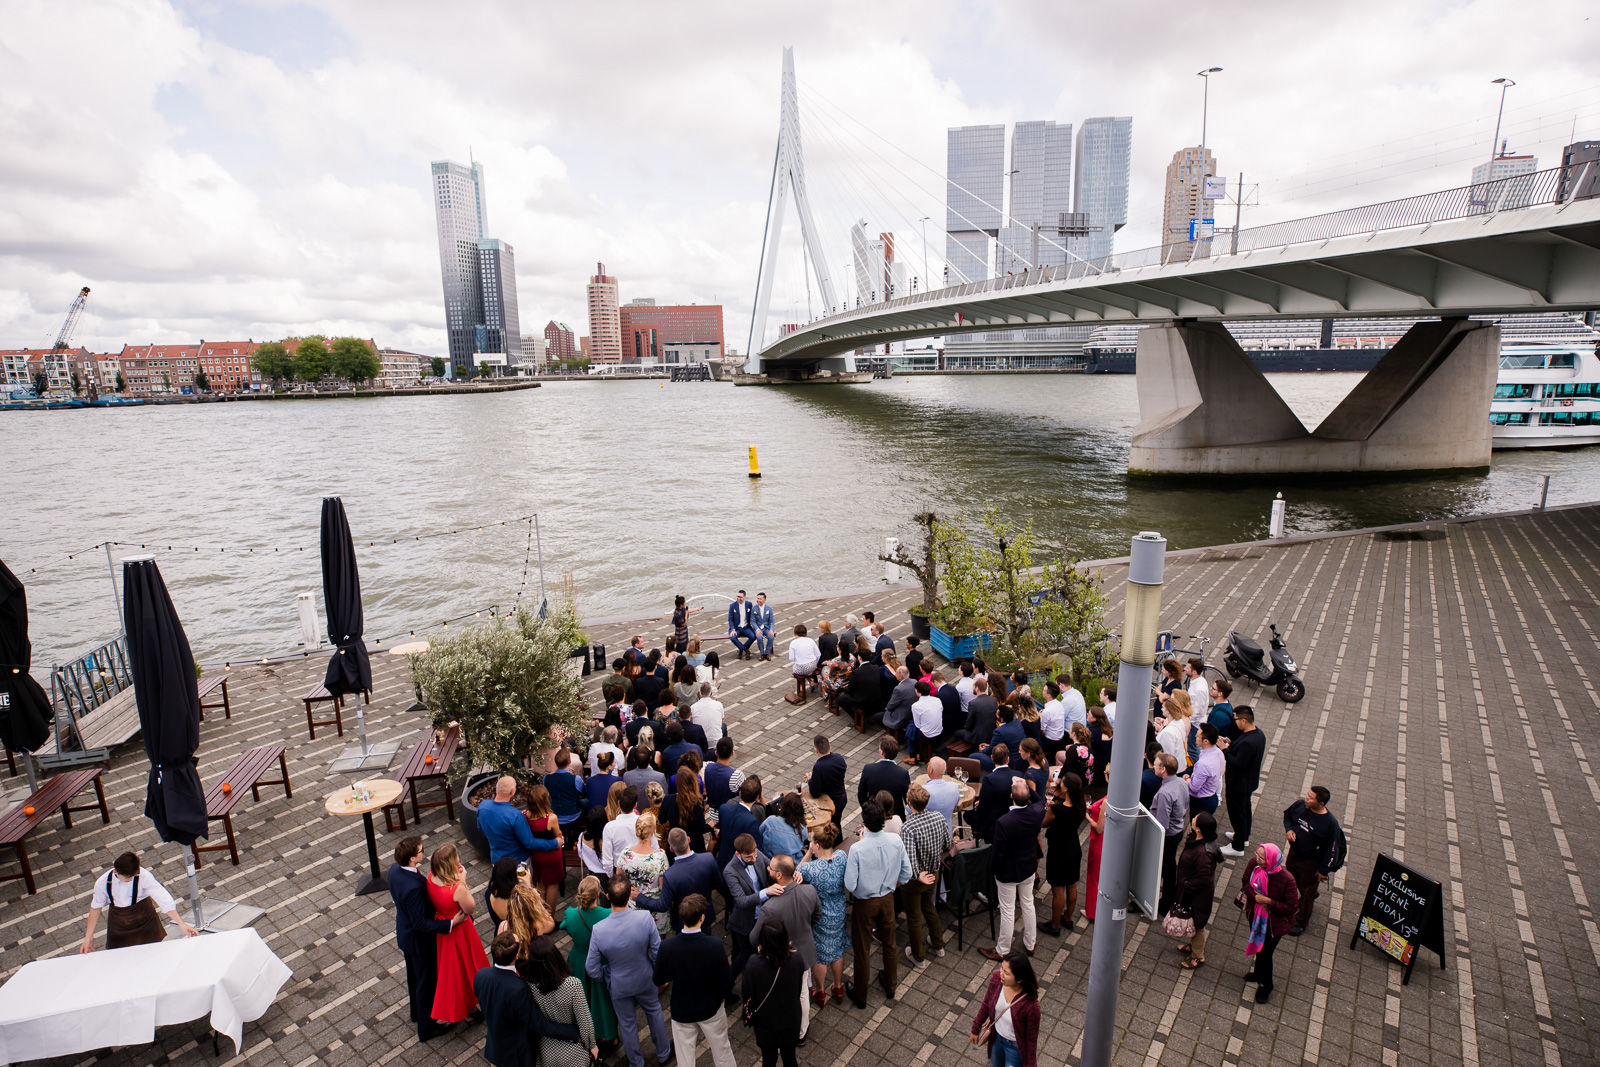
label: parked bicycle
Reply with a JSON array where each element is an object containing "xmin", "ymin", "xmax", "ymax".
[{"xmin": 1150, "ymin": 632, "xmax": 1226, "ymax": 697}]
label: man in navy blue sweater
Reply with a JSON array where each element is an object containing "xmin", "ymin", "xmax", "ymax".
[{"xmin": 652, "ymin": 894, "xmax": 736, "ymax": 1067}]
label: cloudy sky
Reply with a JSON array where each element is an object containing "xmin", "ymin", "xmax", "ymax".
[{"xmin": 2, "ymin": 0, "xmax": 1596, "ymax": 358}]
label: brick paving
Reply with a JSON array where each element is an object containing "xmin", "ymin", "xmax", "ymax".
[{"xmin": 4, "ymin": 505, "xmax": 1600, "ymax": 1066}]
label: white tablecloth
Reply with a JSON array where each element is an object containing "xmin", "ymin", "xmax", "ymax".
[{"xmin": 0, "ymin": 928, "xmax": 292, "ymax": 1062}]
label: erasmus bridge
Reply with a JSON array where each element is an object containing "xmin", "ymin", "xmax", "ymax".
[{"xmin": 744, "ymin": 49, "xmax": 1600, "ymax": 475}]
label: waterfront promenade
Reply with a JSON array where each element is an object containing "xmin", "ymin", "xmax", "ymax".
[{"xmin": 3, "ymin": 504, "xmax": 1599, "ymax": 1067}]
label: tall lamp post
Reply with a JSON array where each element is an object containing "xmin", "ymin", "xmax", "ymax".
[
  {"xmin": 1488, "ymin": 77, "xmax": 1516, "ymax": 172},
  {"xmin": 918, "ymin": 216, "xmax": 931, "ymax": 293},
  {"xmin": 1081, "ymin": 531, "xmax": 1168, "ymax": 1067},
  {"xmin": 1198, "ymin": 67, "xmax": 1223, "ymax": 148}
]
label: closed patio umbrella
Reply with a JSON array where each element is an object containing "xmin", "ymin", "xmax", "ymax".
[
  {"xmin": 0, "ymin": 560, "xmax": 53, "ymax": 791},
  {"xmin": 321, "ymin": 498, "xmax": 396, "ymax": 770}
]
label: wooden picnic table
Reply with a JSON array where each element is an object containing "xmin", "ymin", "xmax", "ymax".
[
  {"xmin": 0, "ymin": 769, "xmax": 111, "ymax": 894},
  {"xmin": 195, "ymin": 745, "xmax": 291, "ymax": 867},
  {"xmin": 381, "ymin": 725, "xmax": 459, "ymax": 832}
]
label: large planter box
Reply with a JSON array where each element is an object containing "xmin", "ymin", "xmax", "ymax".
[{"xmin": 930, "ymin": 625, "xmax": 993, "ymax": 661}]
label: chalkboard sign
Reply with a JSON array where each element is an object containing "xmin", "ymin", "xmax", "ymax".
[{"xmin": 1348, "ymin": 853, "xmax": 1446, "ymax": 984}]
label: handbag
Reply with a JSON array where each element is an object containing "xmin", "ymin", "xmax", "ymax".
[
  {"xmin": 742, "ymin": 968, "xmax": 781, "ymax": 1028},
  {"xmin": 976, "ymin": 994, "xmax": 1015, "ymax": 1046},
  {"xmin": 1162, "ymin": 905, "xmax": 1195, "ymax": 941}
]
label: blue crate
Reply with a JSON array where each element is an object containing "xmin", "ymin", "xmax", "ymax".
[{"xmin": 930, "ymin": 625, "xmax": 994, "ymax": 661}]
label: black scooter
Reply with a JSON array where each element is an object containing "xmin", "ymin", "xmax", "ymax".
[{"xmin": 1223, "ymin": 623, "xmax": 1305, "ymax": 703}]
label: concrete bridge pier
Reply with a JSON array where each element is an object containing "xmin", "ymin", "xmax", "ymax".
[{"xmin": 1127, "ymin": 318, "xmax": 1499, "ymax": 475}]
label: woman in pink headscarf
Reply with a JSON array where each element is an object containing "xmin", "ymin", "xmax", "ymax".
[{"xmin": 1239, "ymin": 842, "xmax": 1299, "ymax": 1003}]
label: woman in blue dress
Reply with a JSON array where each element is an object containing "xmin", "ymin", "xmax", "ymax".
[{"xmin": 798, "ymin": 822, "xmax": 850, "ymax": 1007}]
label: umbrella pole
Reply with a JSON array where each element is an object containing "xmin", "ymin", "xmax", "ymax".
[
  {"xmin": 184, "ymin": 844, "xmax": 205, "ymax": 928},
  {"xmin": 22, "ymin": 753, "xmax": 37, "ymax": 793}
]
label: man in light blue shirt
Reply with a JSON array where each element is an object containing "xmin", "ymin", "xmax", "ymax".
[
  {"xmin": 923, "ymin": 758, "xmax": 962, "ymax": 832},
  {"xmin": 843, "ymin": 799, "xmax": 911, "ymax": 1008},
  {"xmin": 1061, "ymin": 675, "xmax": 1088, "ymax": 732}
]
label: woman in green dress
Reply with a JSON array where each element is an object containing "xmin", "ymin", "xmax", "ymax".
[{"xmin": 559, "ymin": 876, "xmax": 618, "ymax": 1055}]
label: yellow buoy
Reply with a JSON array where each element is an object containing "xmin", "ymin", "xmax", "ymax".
[{"xmin": 748, "ymin": 446, "xmax": 762, "ymax": 479}]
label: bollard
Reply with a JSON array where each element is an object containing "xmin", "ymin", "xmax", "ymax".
[
  {"xmin": 297, "ymin": 593, "xmax": 318, "ymax": 649},
  {"xmin": 748, "ymin": 446, "xmax": 761, "ymax": 479},
  {"xmin": 1537, "ymin": 475, "xmax": 1550, "ymax": 510},
  {"xmin": 1269, "ymin": 493, "xmax": 1286, "ymax": 538},
  {"xmin": 884, "ymin": 537, "xmax": 901, "ymax": 583}
]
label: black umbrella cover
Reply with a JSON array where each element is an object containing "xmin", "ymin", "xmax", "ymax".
[
  {"xmin": 124, "ymin": 558, "xmax": 208, "ymax": 846},
  {"xmin": 0, "ymin": 560, "xmax": 52, "ymax": 753},
  {"xmin": 320, "ymin": 497, "xmax": 372, "ymax": 698}
]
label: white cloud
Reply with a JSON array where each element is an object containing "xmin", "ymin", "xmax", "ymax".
[{"xmin": 1, "ymin": 0, "xmax": 1596, "ymax": 356}]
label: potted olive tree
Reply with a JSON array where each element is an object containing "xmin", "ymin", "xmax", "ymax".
[
  {"xmin": 929, "ymin": 519, "xmax": 994, "ymax": 661},
  {"xmin": 410, "ymin": 605, "xmax": 590, "ymax": 857}
]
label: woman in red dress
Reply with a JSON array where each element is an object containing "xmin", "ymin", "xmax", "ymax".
[
  {"xmin": 427, "ymin": 843, "xmax": 489, "ymax": 1023},
  {"xmin": 523, "ymin": 784, "xmax": 566, "ymax": 912},
  {"xmin": 1083, "ymin": 794, "xmax": 1108, "ymax": 922}
]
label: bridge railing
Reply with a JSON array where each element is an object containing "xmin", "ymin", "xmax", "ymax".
[{"xmin": 781, "ymin": 161, "xmax": 1596, "ymax": 348}]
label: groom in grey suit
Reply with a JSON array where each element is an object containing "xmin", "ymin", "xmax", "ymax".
[
  {"xmin": 587, "ymin": 876, "xmax": 672, "ymax": 1067},
  {"xmin": 753, "ymin": 853, "xmax": 821, "ymax": 1040}
]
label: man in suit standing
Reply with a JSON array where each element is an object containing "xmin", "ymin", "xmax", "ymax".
[
  {"xmin": 722, "ymin": 833, "xmax": 772, "ymax": 993},
  {"xmin": 640, "ymin": 829, "xmax": 722, "ymax": 933},
  {"xmin": 957, "ymin": 676, "xmax": 999, "ymax": 749},
  {"xmin": 858, "ymin": 736, "xmax": 911, "ymax": 819},
  {"xmin": 389, "ymin": 836, "xmax": 466, "ymax": 1041},
  {"xmin": 588, "ymin": 876, "xmax": 672, "ymax": 1067},
  {"xmin": 653, "ymin": 894, "xmax": 737, "ymax": 1067},
  {"xmin": 805, "ymin": 735, "xmax": 848, "ymax": 833},
  {"xmin": 981, "ymin": 777, "xmax": 1045, "ymax": 961},
  {"xmin": 475, "ymin": 931, "xmax": 585, "ymax": 1067},
  {"xmin": 726, "ymin": 590, "xmax": 757, "ymax": 660},
  {"xmin": 755, "ymin": 853, "xmax": 821, "ymax": 1041},
  {"xmin": 970, "ymin": 745, "xmax": 1019, "ymax": 842},
  {"xmin": 752, "ymin": 592, "xmax": 776, "ymax": 661},
  {"xmin": 715, "ymin": 776, "xmax": 764, "ymax": 869}
]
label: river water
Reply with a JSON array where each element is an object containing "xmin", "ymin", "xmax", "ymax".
[{"xmin": 4, "ymin": 373, "xmax": 1596, "ymax": 668}]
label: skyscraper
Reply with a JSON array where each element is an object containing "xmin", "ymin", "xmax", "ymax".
[
  {"xmin": 586, "ymin": 264, "xmax": 621, "ymax": 363},
  {"xmin": 998, "ymin": 120, "xmax": 1073, "ymax": 274},
  {"xmin": 946, "ymin": 125, "xmax": 1005, "ymax": 284},
  {"xmin": 1072, "ymin": 117, "xmax": 1133, "ymax": 260},
  {"xmin": 476, "ymin": 239, "xmax": 522, "ymax": 361},
  {"xmin": 544, "ymin": 320, "xmax": 577, "ymax": 364},
  {"xmin": 1161, "ymin": 146, "xmax": 1217, "ymax": 261},
  {"xmin": 851, "ymin": 221, "xmax": 891, "ymax": 306},
  {"xmin": 432, "ymin": 160, "xmax": 487, "ymax": 372}
]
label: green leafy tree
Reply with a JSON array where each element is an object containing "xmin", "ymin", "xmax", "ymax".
[
  {"xmin": 114, "ymin": 371, "xmax": 126, "ymax": 392},
  {"xmin": 69, "ymin": 371, "xmax": 82, "ymax": 396},
  {"xmin": 932, "ymin": 520, "xmax": 988, "ymax": 635},
  {"xmin": 293, "ymin": 337, "xmax": 329, "ymax": 383},
  {"xmin": 431, "ymin": 357, "xmax": 446, "ymax": 378},
  {"xmin": 409, "ymin": 604, "xmax": 588, "ymax": 777},
  {"xmin": 329, "ymin": 337, "xmax": 382, "ymax": 387},
  {"xmin": 880, "ymin": 512, "xmax": 940, "ymax": 619},
  {"xmin": 161, "ymin": 372, "xmax": 172, "ymax": 392},
  {"xmin": 52, "ymin": 340, "xmax": 68, "ymax": 351},
  {"xmin": 31, "ymin": 370, "xmax": 48, "ymax": 397},
  {"xmin": 194, "ymin": 369, "xmax": 209, "ymax": 392},
  {"xmin": 252, "ymin": 342, "xmax": 292, "ymax": 389}
]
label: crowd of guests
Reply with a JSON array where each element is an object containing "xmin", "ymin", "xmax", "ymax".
[{"xmin": 385, "ymin": 607, "xmax": 1348, "ymax": 1067}]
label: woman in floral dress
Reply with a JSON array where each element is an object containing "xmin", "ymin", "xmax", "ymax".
[{"xmin": 797, "ymin": 823, "xmax": 850, "ymax": 1005}]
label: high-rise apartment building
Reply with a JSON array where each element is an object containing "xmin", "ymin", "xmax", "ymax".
[
  {"xmin": 946, "ymin": 125, "xmax": 1005, "ymax": 284},
  {"xmin": 1161, "ymin": 146, "xmax": 1217, "ymax": 261},
  {"xmin": 544, "ymin": 321, "xmax": 577, "ymax": 363},
  {"xmin": 1072, "ymin": 117, "xmax": 1133, "ymax": 261},
  {"xmin": 432, "ymin": 160, "xmax": 487, "ymax": 373},
  {"xmin": 618, "ymin": 303, "xmax": 724, "ymax": 364},
  {"xmin": 1470, "ymin": 152, "xmax": 1540, "ymax": 213},
  {"xmin": 476, "ymin": 239, "xmax": 522, "ymax": 360},
  {"xmin": 586, "ymin": 264, "xmax": 621, "ymax": 363}
]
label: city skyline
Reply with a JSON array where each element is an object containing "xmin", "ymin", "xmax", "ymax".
[{"xmin": 2, "ymin": 2, "xmax": 1596, "ymax": 358}]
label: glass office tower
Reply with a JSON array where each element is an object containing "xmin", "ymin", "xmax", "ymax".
[
  {"xmin": 1073, "ymin": 117, "xmax": 1133, "ymax": 260},
  {"xmin": 945, "ymin": 125, "xmax": 1005, "ymax": 284}
]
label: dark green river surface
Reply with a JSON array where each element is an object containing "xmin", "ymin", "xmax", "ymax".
[{"xmin": 4, "ymin": 373, "xmax": 1596, "ymax": 667}]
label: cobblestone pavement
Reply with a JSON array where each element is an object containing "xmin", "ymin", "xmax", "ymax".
[{"xmin": 4, "ymin": 505, "xmax": 1599, "ymax": 1067}]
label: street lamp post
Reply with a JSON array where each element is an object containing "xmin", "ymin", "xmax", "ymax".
[
  {"xmin": 1489, "ymin": 77, "xmax": 1516, "ymax": 173},
  {"xmin": 1081, "ymin": 531, "xmax": 1168, "ymax": 1067},
  {"xmin": 1198, "ymin": 67, "xmax": 1223, "ymax": 148},
  {"xmin": 918, "ymin": 216, "xmax": 930, "ymax": 294}
]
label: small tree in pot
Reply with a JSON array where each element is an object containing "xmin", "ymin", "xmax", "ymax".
[
  {"xmin": 880, "ymin": 511, "xmax": 939, "ymax": 639},
  {"xmin": 410, "ymin": 605, "xmax": 589, "ymax": 855}
]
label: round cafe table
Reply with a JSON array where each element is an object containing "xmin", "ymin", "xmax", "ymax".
[
  {"xmin": 802, "ymin": 793, "xmax": 835, "ymax": 831},
  {"xmin": 912, "ymin": 773, "xmax": 977, "ymax": 810},
  {"xmin": 387, "ymin": 640, "xmax": 430, "ymax": 656},
  {"xmin": 325, "ymin": 780, "xmax": 404, "ymax": 896}
]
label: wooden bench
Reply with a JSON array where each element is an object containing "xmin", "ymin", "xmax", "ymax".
[
  {"xmin": 382, "ymin": 726, "xmax": 460, "ymax": 832},
  {"xmin": 34, "ymin": 686, "xmax": 141, "ymax": 762},
  {"xmin": 195, "ymin": 745, "xmax": 291, "ymax": 867},
  {"xmin": 942, "ymin": 739, "xmax": 976, "ymax": 757},
  {"xmin": 197, "ymin": 674, "xmax": 231, "ymax": 720},
  {"xmin": 301, "ymin": 685, "xmax": 345, "ymax": 740},
  {"xmin": 0, "ymin": 769, "xmax": 111, "ymax": 894}
]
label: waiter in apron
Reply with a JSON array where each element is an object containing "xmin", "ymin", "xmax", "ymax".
[{"xmin": 80, "ymin": 851, "xmax": 199, "ymax": 952}]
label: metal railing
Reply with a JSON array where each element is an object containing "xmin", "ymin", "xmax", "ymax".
[
  {"xmin": 774, "ymin": 160, "xmax": 1598, "ymax": 351},
  {"xmin": 49, "ymin": 632, "xmax": 134, "ymax": 751}
]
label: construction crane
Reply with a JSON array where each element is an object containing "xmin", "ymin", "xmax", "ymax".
[{"xmin": 52, "ymin": 286, "xmax": 91, "ymax": 349}]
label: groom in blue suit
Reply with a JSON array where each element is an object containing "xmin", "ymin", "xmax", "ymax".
[
  {"xmin": 752, "ymin": 592, "xmax": 776, "ymax": 661},
  {"xmin": 389, "ymin": 836, "xmax": 462, "ymax": 1041},
  {"xmin": 726, "ymin": 590, "xmax": 757, "ymax": 659}
]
